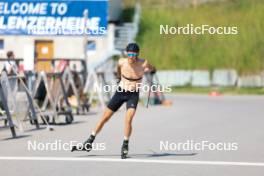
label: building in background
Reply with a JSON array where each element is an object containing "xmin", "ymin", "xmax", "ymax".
[{"xmin": 0, "ymin": 0, "xmax": 122, "ymax": 71}]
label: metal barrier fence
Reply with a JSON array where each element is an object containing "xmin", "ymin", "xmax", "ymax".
[{"xmin": 0, "ymin": 58, "xmax": 91, "ymax": 138}]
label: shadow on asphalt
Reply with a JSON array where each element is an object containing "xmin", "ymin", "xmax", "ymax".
[
  {"xmin": 78, "ymin": 152, "xmax": 197, "ymax": 158},
  {"xmin": 25, "ymin": 127, "xmax": 47, "ymax": 132},
  {"xmin": 1, "ymin": 134, "xmax": 32, "ymax": 141},
  {"xmin": 39, "ymin": 120, "xmax": 86, "ymax": 126}
]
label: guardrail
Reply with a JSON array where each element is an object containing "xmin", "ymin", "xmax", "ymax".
[{"xmin": 156, "ymin": 69, "xmax": 264, "ymax": 87}]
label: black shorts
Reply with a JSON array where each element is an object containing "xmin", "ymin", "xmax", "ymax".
[{"xmin": 107, "ymin": 87, "xmax": 139, "ymax": 112}]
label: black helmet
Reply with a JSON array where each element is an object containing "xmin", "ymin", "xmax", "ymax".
[{"xmin": 126, "ymin": 43, "xmax": 140, "ymax": 53}]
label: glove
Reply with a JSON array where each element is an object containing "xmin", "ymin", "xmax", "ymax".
[{"xmin": 150, "ymin": 69, "xmax": 156, "ymax": 75}]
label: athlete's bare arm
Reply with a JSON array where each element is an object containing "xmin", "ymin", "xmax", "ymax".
[
  {"xmin": 117, "ymin": 64, "xmax": 121, "ymax": 79},
  {"xmin": 116, "ymin": 58, "xmax": 124, "ymax": 80}
]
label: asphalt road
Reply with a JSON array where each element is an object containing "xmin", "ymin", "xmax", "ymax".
[{"xmin": 0, "ymin": 94, "xmax": 264, "ymax": 176}]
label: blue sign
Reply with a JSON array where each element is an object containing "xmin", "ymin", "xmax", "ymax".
[{"xmin": 0, "ymin": 0, "xmax": 108, "ymax": 36}]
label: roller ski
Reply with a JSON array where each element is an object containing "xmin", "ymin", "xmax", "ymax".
[
  {"xmin": 71, "ymin": 135, "xmax": 95, "ymax": 152},
  {"xmin": 121, "ymin": 140, "xmax": 129, "ymax": 159}
]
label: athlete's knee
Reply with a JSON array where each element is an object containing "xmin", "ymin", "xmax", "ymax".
[
  {"xmin": 125, "ymin": 118, "xmax": 133, "ymax": 127},
  {"xmin": 126, "ymin": 114, "xmax": 134, "ymax": 124},
  {"xmin": 101, "ymin": 109, "xmax": 114, "ymax": 123}
]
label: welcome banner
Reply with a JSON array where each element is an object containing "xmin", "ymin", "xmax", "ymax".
[{"xmin": 0, "ymin": 0, "xmax": 108, "ymax": 36}]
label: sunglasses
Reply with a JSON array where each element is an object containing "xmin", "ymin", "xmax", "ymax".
[{"xmin": 127, "ymin": 53, "xmax": 138, "ymax": 57}]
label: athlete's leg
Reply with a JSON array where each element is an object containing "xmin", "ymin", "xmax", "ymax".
[
  {"xmin": 77, "ymin": 108, "xmax": 114, "ymax": 152},
  {"xmin": 71, "ymin": 91, "xmax": 124, "ymax": 152},
  {"xmin": 124, "ymin": 91, "xmax": 139, "ymax": 139},
  {"xmin": 121, "ymin": 92, "xmax": 139, "ymax": 158},
  {"xmin": 121, "ymin": 108, "xmax": 136, "ymax": 158},
  {"xmin": 124, "ymin": 108, "xmax": 136, "ymax": 139},
  {"xmin": 93, "ymin": 90, "xmax": 125, "ymax": 135},
  {"xmin": 93, "ymin": 107, "xmax": 114, "ymax": 135}
]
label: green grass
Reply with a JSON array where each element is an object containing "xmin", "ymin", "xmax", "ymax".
[
  {"xmin": 171, "ymin": 86, "xmax": 264, "ymax": 95},
  {"xmin": 124, "ymin": 0, "xmax": 264, "ymax": 74}
]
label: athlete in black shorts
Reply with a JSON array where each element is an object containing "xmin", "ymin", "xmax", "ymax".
[{"xmin": 72, "ymin": 43, "xmax": 156, "ymax": 159}]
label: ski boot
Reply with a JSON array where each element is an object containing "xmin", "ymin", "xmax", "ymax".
[
  {"xmin": 71, "ymin": 135, "xmax": 95, "ymax": 152},
  {"xmin": 121, "ymin": 140, "xmax": 129, "ymax": 159}
]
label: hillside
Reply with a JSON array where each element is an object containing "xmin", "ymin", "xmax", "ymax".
[{"xmin": 124, "ymin": 0, "xmax": 264, "ymax": 74}]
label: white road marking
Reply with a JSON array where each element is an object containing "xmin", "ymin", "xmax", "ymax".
[{"xmin": 0, "ymin": 156, "xmax": 263, "ymax": 167}]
